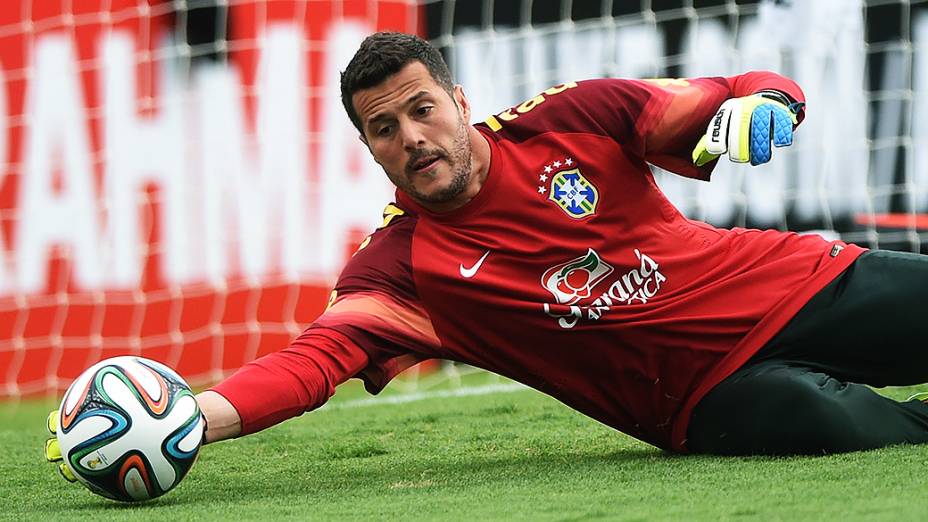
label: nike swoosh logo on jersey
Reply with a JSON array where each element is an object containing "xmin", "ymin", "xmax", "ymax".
[{"xmin": 460, "ymin": 250, "xmax": 491, "ymax": 278}]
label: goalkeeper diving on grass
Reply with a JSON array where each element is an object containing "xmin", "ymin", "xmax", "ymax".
[{"xmin": 45, "ymin": 32, "xmax": 928, "ymax": 475}]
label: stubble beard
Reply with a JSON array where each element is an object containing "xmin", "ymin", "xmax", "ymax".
[{"xmin": 398, "ymin": 117, "xmax": 473, "ymax": 206}]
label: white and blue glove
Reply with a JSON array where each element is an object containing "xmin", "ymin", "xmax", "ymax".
[{"xmin": 692, "ymin": 90, "xmax": 804, "ymax": 167}]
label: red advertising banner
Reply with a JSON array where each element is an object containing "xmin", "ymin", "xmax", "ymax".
[{"xmin": 0, "ymin": 0, "xmax": 418, "ymax": 396}]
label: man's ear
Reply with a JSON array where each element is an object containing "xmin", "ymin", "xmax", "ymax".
[{"xmin": 454, "ymin": 84, "xmax": 470, "ymax": 122}]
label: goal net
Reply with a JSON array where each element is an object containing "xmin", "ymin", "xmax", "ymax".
[
  {"xmin": 437, "ymin": 0, "xmax": 928, "ymax": 248},
  {"xmin": 1, "ymin": 0, "xmax": 924, "ymax": 398}
]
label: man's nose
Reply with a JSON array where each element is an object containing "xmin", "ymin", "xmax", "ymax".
[{"xmin": 400, "ymin": 122, "xmax": 426, "ymax": 151}]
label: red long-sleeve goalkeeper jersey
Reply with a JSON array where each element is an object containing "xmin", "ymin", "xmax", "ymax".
[{"xmin": 213, "ymin": 72, "xmax": 865, "ymax": 452}]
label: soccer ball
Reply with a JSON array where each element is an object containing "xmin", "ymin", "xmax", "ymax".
[{"xmin": 56, "ymin": 356, "xmax": 204, "ymax": 502}]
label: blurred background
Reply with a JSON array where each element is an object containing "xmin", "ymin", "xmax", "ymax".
[{"xmin": 0, "ymin": 0, "xmax": 922, "ymax": 398}]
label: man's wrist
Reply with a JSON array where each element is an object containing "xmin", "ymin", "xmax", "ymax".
[{"xmin": 196, "ymin": 390, "xmax": 243, "ymax": 444}]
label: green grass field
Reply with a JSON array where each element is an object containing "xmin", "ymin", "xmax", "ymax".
[{"xmin": 4, "ymin": 374, "xmax": 928, "ymax": 521}]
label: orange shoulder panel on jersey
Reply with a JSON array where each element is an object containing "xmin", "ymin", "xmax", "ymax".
[
  {"xmin": 315, "ymin": 291, "xmax": 438, "ymax": 395},
  {"xmin": 311, "ymin": 201, "xmax": 439, "ymax": 393},
  {"xmin": 631, "ymin": 76, "xmax": 734, "ymax": 178},
  {"xmin": 317, "ymin": 291, "xmax": 439, "ymax": 353}
]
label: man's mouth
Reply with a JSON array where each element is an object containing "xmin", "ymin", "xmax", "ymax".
[{"xmin": 411, "ymin": 155, "xmax": 440, "ymax": 173}]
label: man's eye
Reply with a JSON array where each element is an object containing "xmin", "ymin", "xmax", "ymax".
[
  {"xmin": 417, "ymin": 106, "xmax": 434, "ymax": 116},
  {"xmin": 377, "ymin": 125, "xmax": 392, "ymax": 136}
]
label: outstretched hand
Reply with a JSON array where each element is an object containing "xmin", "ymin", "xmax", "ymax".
[
  {"xmin": 44, "ymin": 410, "xmax": 77, "ymax": 483},
  {"xmin": 692, "ymin": 93, "xmax": 804, "ymax": 167}
]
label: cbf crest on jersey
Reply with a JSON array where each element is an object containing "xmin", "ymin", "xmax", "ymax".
[{"xmin": 548, "ymin": 167, "xmax": 598, "ymax": 218}]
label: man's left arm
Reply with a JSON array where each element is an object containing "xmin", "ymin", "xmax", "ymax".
[{"xmin": 635, "ymin": 71, "xmax": 806, "ymax": 180}]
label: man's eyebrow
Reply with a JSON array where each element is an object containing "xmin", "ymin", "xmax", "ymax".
[{"xmin": 366, "ymin": 90, "xmax": 432, "ymax": 126}]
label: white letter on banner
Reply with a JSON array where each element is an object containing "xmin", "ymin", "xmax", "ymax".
[
  {"xmin": 524, "ymin": 29, "xmax": 555, "ymax": 99},
  {"xmin": 316, "ymin": 23, "xmax": 394, "ymax": 278},
  {"xmin": 910, "ymin": 12, "xmax": 928, "ymax": 212},
  {"xmin": 17, "ymin": 36, "xmax": 102, "ymax": 293},
  {"xmin": 197, "ymin": 64, "xmax": 250, "ymax": 285},
  {"xmin": 614, "ymin": 24, "xmax": 664, "ymax": 79},
  {"xmin": 778, "ymin": 0, "xmax": 869, "ymax": 221},
  {"xmin": 453, "ymin": 30, "xmax": 517, "ymax": 126},
  {"xmin": 101, "ymin": 33, "xmax": 189, "ymax": 288},
  {"xmin": 256, "ymin": 26, "xmax": 310, "ymax": 281},
  {"xmin": 682, "ymin": 19, "xmax": 738, "ymax": 226},
  {"xmin": 870, "ymin": 49, "xmax": 906, "ymax": 214},
  {"xmin": 555, "ymin": 26, "xmax": 605, "ymax": 83},
  {"xmin": 200, "ymin": 26, "xmax": 309, "ymax": 284},
  {"xmin": 737, "ymin": 15, "xmax": 788, "ymax": 228},
  {"xmin": 615, "ymin": 26, "xmax": 699, "ymax": 217},
  {"xmin": 0, "ymin": 65, "xmax": 8, "ymax": 293}
]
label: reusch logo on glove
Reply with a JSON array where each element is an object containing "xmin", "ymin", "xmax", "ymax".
[{"xmin": 710, "ymin": 108, "xmax": 727, "ymax": 144}]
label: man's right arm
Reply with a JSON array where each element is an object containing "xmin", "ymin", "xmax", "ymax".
[
  {"xmin": 198, "ymin": 327, "xmax": 370, "ymax": 443},
  {"xmin": 198, "ymin": 204, "xmax": 436, "ymax": 444}
]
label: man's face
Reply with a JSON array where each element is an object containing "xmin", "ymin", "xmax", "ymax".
[{"xmin": 352, "ymin": 61, "xmax": 473, "ymax": 208}]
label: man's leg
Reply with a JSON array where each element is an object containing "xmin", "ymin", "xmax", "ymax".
[
  {"xmin": 758, "ymin": 249, "xmax": 928, "ymax": 386},
  {"xmin": 687, "ymin": 360, "xmax": 928, "ymax": 455},
  {"xmin": 689, "ymin": 249, "xmax": 928, "ymax": 455}
]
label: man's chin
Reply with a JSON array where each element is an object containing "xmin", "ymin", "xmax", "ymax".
[
  {"xmin": 395, "ymin": 168, "xmax": 469, "ymax": 208},
  {"xmin": 409, "ymin": 187, "xmax": 457, "ymax": 205},
  {"xmin": 407, "ymin": 177, "xmax": 457, "ymax": 202}
]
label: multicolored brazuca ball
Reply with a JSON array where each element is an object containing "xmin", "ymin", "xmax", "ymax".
[{"xmin": 56, "ymin": 356, "xmax": 204, "ymax": 501}]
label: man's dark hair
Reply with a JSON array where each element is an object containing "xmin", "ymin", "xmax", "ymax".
[{"xmin": 340, "ymin": 32, "xmax": 454, "ymax": 136}]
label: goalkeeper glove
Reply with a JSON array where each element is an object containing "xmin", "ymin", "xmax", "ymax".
[
  {"xmin": 44, "ymin": 407, "xmax": 209, "ymax": 484},
  {"xmin": 692, "ymin": 90, "xmax": 804, "ymax": 167},
  {"xmin": 44, "ymin": 409, "xmax": 78, "ymax": 483}
]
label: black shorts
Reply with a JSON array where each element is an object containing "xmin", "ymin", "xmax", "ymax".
[{"xmin": 687, "ymin": 249, "xmax": 928, "ymax": 455}]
